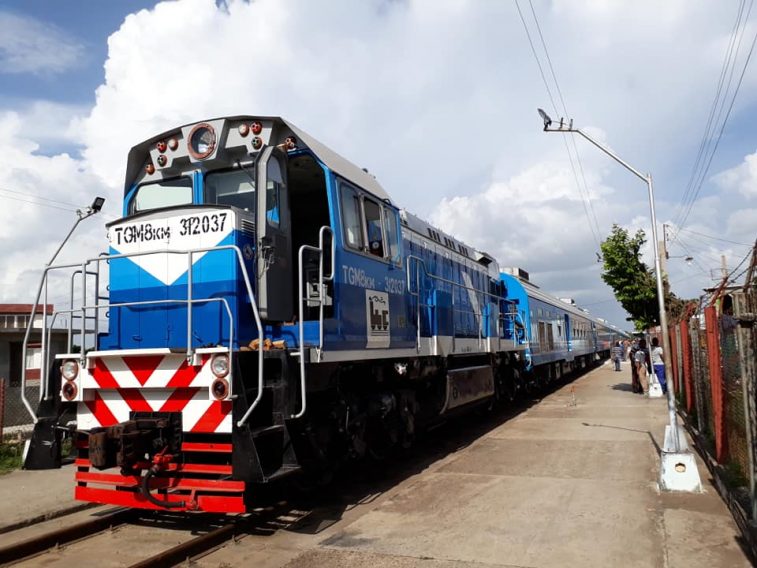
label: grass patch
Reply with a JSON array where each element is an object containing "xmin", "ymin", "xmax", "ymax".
[{"xmin": 0, "ymin": 441, "xmax": 24, "ymax": 474}]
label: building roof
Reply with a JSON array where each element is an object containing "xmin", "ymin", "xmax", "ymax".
[{"xmin": 0, "ymin": 304, "xmax": 54, "ymax": 315}]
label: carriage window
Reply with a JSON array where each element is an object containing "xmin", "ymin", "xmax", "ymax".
[
  {"xmin": 363, "ymin": 198, "xmax": 384, "ymax": 258},
  {"xmin": 206, "ymin": 169, "xmax": 255, "ymax": 210},
  {"xmin": 132, "ymin": 177, "xmax": 192, "ymax": 213},
  {"xmin": 340, "ymin": 184, "xmax": 363, "ymax": 250},
  {"xmin": 382, "ymin": 205, "xmax": 400, "ymax": 263}
]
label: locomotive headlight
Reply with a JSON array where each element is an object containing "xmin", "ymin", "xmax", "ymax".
[
  {"xmin": 61, "ymin": 360, "xmax": 79, "ymax": 381},
  {"xmin": 211, "ymin": 377, "xmax": 230, "ymax": 400},
  {"xmin": 211, "ymin": 354, "xmax": 230, "ymax": 378},
  {"xmin": 187, "ymin": 123, "xmax": 216, "ymax": 160},
  {"xmin": 62, "ymin": 381, "xmax": 78, "ymax": 401}
]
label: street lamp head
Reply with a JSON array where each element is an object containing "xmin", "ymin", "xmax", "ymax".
[
  {"xmin": 90, "ymin": 196, "xmax": 105, "ymax": 213},
  {"xmin": 537, "ymin": 108, "xmax": 552, "ymax": 129}
]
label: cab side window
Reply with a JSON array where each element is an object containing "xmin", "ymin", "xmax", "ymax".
[
  {"xmin": 340, "ymin": 183, "xmax": 363, "ymax": 250},
  {"xmin": 363, "ymin": 197, "xmax": 384, "ymax": 258},
  {"xmin": 382, "ymin": 205, "xmax": 400, "ymax": 264},
  {"xmin": 266, "ymin": 155, "xmax": 283, "ymax": 227}
]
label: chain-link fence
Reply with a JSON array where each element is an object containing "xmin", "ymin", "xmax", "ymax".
[
  {"xmin": 676, "ymin": 288, "xmax": 757, "ymax": 522},
  {"xmin": 1, "ymin": 381, "xmax": 37, "ymax": 437}
]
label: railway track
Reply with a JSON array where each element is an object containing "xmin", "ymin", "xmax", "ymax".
[{"xmin": 0, "ymin": 508, "xmax": 247, "ymax": 567}]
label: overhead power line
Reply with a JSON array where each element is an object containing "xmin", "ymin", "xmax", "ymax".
[
  {"xmin": 514, "ymin": 0, "xmax": 603, "ymax": 250},
  {"xmin": 0, "ymin": 191, "xmax": 77, "ymax": 212},
  {"xmin": 676, "ymin": 227, "xmax": 753, "ymax": 247},
  {"xmin": 674, "ymin": 0, "xmax": 757, "ymax": 235},
  {"xmin": 674, "ymin": 0, "xmax": 748, "ymax": 228}
]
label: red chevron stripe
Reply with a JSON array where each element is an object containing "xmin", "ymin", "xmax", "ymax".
[
  {"xmin": 191, "ymin": 401, "xmax": 232, "ymax": 433},
  {"xmin": 117, "ymin": 388, "xmax": 152, "ymax": 412},
  {"xmin": 84, "ymin": 391, "xmax": 118, "ymax": 427},
  {"xmin": 92, "ymin": 358, "xmax": 119, "ymax": 389},
  {"xmin": 165, "ymin": 358, "xmax": 200, "ymax": 388},
  {"xmin": 124, "ymin": 355, "xmax": 164, "ymax": 386},
  {"xmin": 159, "ymin": 388, "xmax": 201, "ymax": 413}
]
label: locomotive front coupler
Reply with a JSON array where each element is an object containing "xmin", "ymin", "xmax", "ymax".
[{"xmin": 87, "ymin": 412, "xmax": 182, "ymax": 475}]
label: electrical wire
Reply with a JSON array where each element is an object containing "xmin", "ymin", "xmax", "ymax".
[
  {"xmin": 526, "ymin": 0, "xmax": 603, "ymax": 246},
  {"xmin": 0, "ymin": 185, "xmax": 84, "ymax": 209},
  {"xmin": 0, "ymin": 192, "xmax": 77, "ymax": 212},
  {"xmin": 676, "ymin": 227, "xmax": 753, "ymax": 247},
  {"xmin": 514, "ymin": 0, "xmax": 602, "ymax": 250},
  {"xmin": 674, "ymin": 0, "xmax": 748, "ymax": 229},
  {"xmin": 674, "ymin": 1, "xmax": 757, "ymax": 235}
]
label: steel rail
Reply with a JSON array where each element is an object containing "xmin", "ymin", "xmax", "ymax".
[
  {"xmin": 126, "ymin": 521, "xmax": 240, "ymax": 568},
  {"xmin": 0, "ymin": 509, "xmax": 134, "ymax": 564}
]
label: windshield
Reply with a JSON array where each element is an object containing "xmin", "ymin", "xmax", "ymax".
[
  {"xmin": 206, "ymin": 168, "xmax": 256, "ymax": 211},
  {"xmin": 132, "ymin": 177, "xmax": 193, "ymax": 213}
]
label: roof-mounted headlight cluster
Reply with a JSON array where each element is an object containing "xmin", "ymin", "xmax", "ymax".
[
  {"xmin": 237, "ymin": 120, "xmax": 266, "ymax": 152},
  {"xmin": 145, "ymin": 133, "xmax": 181, "ymax": 174}
]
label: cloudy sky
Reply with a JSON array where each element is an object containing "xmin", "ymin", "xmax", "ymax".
[{"xmin": 0, "ymin": 0, "xmax": 755, "ymax": 330}]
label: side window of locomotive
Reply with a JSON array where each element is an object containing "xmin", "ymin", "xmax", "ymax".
[
  {"xmin": 382, "ymin": 205, "xmax": 400, "ymax": 264},
  {"xmin": 131, "ymin": 177, "xmax": 193, "ymax": 214},
  {"xmin": 206, "ymin": 169, "xmax": 255, "ymax": 210},
  {"xmin": 340, "ymin": 184, "xmax": 363, "ymax": 250},
  {"xmin": 266, "ymin": 155, "xmax": 283, "ymax": 227},
  {"xmin": 363, "ymin": 197, "xmax": 384, "ymax": 258}
]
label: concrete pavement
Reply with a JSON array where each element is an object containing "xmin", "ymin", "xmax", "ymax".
[{"xmin": 308, "ymin": 360, "xmax": 752, "ymax": 567}]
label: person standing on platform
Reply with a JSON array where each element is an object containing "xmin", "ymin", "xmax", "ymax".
[
  {"xmin": 612, "ymin": 341, "xmax": 623, "ymax": 371},
  {"xmin": 629, "ymin": 340, "xmax": 640, "ymax": 393},
  {"xmin": 650, "ymin": 337, "xmax": 667, "ymax": 394},
  {"xmin": 634, "ymin": 339, "xmax": 651, "ymax": 395}
]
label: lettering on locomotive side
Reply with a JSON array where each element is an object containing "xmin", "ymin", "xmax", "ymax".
[
  {"xmin": 341, "ymin": 265, "xmax": 376, "ymax": 289},
  {"xmin": 340, "ymin": 265, "xmax": 405, "ymax": 295},
  {"xmin": 112, "ymin": 223, "xmax": 172, "ymax": 245},
  {"xmin": 178, "ymin": 212, "xmax": 228, "ymax": 236},
  {"xmin": 111, "ymin": 213, "xmax": 229, "ymax": 246}
]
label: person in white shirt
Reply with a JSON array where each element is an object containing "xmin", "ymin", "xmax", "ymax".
[{"xmin": 650, "ymin": 337, "xmax": 667, "ymax": 394}]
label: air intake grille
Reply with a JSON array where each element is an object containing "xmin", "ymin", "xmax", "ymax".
[{"xmin": 240, "ymin": 219, "xmax": 255, "ymax": 236}]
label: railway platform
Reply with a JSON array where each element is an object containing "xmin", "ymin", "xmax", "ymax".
[
  {"xmin": 0, "ymin": 463, "xmax": 87, "ymax": 533},
  {"xmin": 291, "ymin": 359, "xmax": 753, "ymax": 568}
]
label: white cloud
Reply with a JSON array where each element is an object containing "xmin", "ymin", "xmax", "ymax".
[
  {"xmin": 2, "ymin": 0, "xmax": 757, "ymax": 329},
  {"xmin": 0, "ymin": 110, "xmax": 113, "ymax": 305},
  {"xmin": 713, "ymin": 149, "xmax": 757, "ymax": 200},
  {"xmin": 0, "ymin": 11, "xmax": 85, "ymax": 74}
]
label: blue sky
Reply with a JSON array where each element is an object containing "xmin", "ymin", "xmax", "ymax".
[
  {"xmin": 1, "ymin": 1, "xmax": 155, "ymax": 103},
  {"xmin": 0, "ymin": 0, "xmax": 755, "ymax": 330}
]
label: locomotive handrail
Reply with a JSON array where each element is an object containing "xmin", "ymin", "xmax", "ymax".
[
  {"xmin": 405, "ymin": 254, "xmax": 509, "ymax": 350},
  {"xmin": 293, "ymin": 225, "xmax": 334, "ymax": 419},
  {"xmin": 21, "ymin": 244, "xmax": 266, "ymax": 428}
]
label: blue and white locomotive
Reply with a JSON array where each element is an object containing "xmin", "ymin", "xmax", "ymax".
[{"xmin": 23, "ymin": 116, "xmax": 626, "ymax": 513}]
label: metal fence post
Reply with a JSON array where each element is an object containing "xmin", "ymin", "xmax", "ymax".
[
  {"xmin": 670, "ymin": 324, "xmax": 679, "ymax": 394},
  {"xmin": 681, "ymin": 319, "xmax": 694, "ymax": 414},
  {"xmin": 0, "ymin": 377, "xmax": 5, "ymax": 440},
  {"xmin": 733, "ymin": 290, "xmax": 756, "ymax": 521},
  {"xmin": 704, "ymin": 305, "xmax": 728, "ymax": 463},
  {"xmin": 690, "ymin": 316, "xmax": 705, "ymax": 433}
]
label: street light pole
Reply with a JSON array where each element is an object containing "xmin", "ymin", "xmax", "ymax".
[{"xmin": 537, "ymin": 110, "xmax": 700, "ymax": 490}]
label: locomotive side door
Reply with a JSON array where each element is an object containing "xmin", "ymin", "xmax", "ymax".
[{"xmin": 257, "ymin": 146, "xmax": 293, "ymax": 321}]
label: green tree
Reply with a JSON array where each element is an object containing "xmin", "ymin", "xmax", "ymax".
[{"xmin": 600, "ymin": 224, "xmax": 680, "ymax": 330}]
